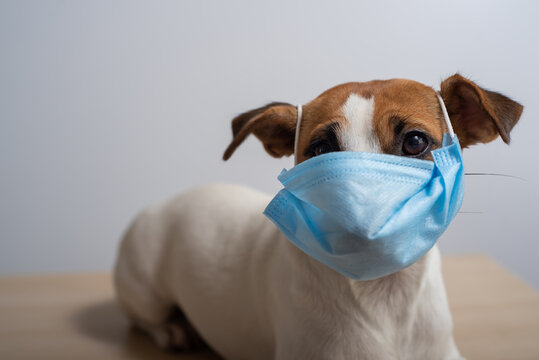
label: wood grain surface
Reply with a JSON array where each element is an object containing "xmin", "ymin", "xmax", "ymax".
[{"xmin": 1, "ymin": 255, "xmax": 538, "ymax": 359}]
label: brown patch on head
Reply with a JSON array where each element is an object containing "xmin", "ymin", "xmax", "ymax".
[
  {"xmin": 295, "ymin": 80, "xmax": 447, "ymax": 163},
  {"xmin": 370, "ymin": 80, "xmax": 446, "ymax": 159}
]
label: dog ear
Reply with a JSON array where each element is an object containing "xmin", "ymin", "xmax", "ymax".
[
  {"xmin": 223, "ymin": 102, "xmax": 296, "ymax": 160},
  {"xmin": 440, "ymin": 74, "xmax": 523, "ymax": 148}
]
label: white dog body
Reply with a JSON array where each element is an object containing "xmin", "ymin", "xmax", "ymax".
[{"xmin": 115, "ymin": 184, "xmax": 460, "ymax": 360}]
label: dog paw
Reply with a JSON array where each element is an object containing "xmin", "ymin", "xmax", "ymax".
[{"xmin": 148, "ymin": 323, "xmax": 189, "ymax": 351}]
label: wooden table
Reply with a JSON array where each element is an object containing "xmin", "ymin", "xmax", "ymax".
[{"xmin": 1, "ymin": 255, "xmax": 538, "ymax": 360}]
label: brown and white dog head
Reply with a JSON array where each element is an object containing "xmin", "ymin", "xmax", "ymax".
[{"xmin": 223, "ymin": 74, "xmax": 523, "ymax": 164}]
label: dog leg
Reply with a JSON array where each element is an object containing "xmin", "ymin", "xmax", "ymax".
[
  {"xmin": 116, "ymin": 277, "xmax": 200, "ymax": 351},
  {"xmin": 115, "ymin": 253, "xmax": 207, "ymax": 351},
  {"xmin": 443, "ymin": 337, "xmax": 465, "ymax": 360},
  {"xmin": 132, "ymin": 309, "xmax": 207, "ymax": 352}
]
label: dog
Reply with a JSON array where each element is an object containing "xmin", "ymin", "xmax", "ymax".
[{"xmin": 114, "ymin": 74, "xmax": 523, "ymax": 359}]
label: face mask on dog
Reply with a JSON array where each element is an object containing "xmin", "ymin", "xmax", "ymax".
[{"xmin": 264, "ymin": 95, "xmax": 464, "ymax": 281}]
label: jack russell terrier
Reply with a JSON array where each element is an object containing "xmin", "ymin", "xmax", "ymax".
[{"xmin": 114, "ymin": 74, "xmax": 523, "ymax": 359}]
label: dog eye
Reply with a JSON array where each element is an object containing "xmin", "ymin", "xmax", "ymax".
[
  {"xmin": 402, "ymin": 132, "xmax": 429, "ymax": 156},
  {"xmin": 314, "ymin": 142, "xmax": 332, "ymax": 157}
]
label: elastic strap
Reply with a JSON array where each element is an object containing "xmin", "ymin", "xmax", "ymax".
[
  {"xmin": 436, "ymin": 93, "xmax": 455, "ymax": 138},
  {"xmin": 294, "ymin": 104, "xmax": 303, "ymax": 164}
]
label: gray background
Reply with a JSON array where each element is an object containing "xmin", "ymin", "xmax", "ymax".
[{"xmin": 1, "ymin": 1, "xmax": 538, "ymax": 287}]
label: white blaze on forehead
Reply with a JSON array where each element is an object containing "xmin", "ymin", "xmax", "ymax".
[{"xmin": 339, "ymin": 94, "xmax": 381, "ymax": 153}]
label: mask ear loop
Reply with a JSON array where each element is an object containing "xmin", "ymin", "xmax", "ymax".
[
  {"xmin": 436, "ymin": 93, "xmax": 455, "ymax": 138},
  {"xmin": 294, "ymin": 104, "xmax": 303, "ymax": 165}
]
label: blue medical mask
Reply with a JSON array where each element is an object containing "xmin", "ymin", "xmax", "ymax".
[{"xmin": 264, "ymin": 95, "xmax": 464, "ymax": 280}]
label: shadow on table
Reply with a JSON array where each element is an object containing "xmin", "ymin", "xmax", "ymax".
[{"xmin": 72, "ymin": 300, "xmax": 221, "ymax": 360}]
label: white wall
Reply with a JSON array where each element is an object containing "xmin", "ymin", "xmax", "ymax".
[{"xmin": 1, "ymin": 1, "xmax": 538, "ymax": 287}]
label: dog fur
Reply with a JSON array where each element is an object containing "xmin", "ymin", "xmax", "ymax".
[{"xmin": 114, "ymin": 74, "xmax": 522, "ymax": 359}]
